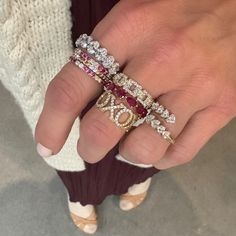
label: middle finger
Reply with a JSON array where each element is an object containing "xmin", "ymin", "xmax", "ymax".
[{"xmin": 77, "ymin": 53, "xmax": 186, "ymax": 163}]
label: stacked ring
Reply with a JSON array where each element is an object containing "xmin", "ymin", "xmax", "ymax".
[
  {"xmin": 145, "ymin": 114, "xmax": 175, "ymax": 144},
  {"xmin": 150, "ymin": 102, "xmax": 176, "ymax": 124},
  {"xmin": 102, "ymin": 80, "xmax": 148, "ymax": 118},
  {"xmin": 71, "ymin": 34, "xmax": 176, "ymax": 142},
  {"xmin": 75, "ymin": 34, "xmax": 120, "ymax": 77},
  {"xmin": 96, "ymin": 91, "xmax": 138, "ymax": 132},
  {"xmin": 113, "ymin": 73, "xmax": 154, "ymax": 109},
  {"xmin": 70, "ymin": 48, "xmax": 109, "ymax": 83}
]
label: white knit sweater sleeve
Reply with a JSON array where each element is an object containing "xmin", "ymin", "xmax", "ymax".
[{"xmin": 0, "ymin": 0, "xmax": 85, "ymax": 171}]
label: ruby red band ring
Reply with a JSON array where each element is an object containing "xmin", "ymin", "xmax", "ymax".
[{"xmin": 70, "ymin": 48, "xmax": 110, "ymax": 82}]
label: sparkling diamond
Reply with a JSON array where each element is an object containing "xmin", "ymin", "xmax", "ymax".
[
  {"xmin": 133, "ymin": 88, "xmax": 140, "ymax": 97},
  {"xmin": 123, "ymin": 80, "xmax": 132, "ymax": 90},
  {"xmin": 144, "ymin": 96, "xmax": 153, "ymax": 108},
  {"xmin": 163, "ymin": 131, "xmax": 171, "ymax": 139},
  {"xmin": 161, "ymin": 109, "xmax": 169, "ymax": 118},
  {"xmin": 151, "ymin": 102, "xmax": 159, "ymax": 110},
  {"xmin": 87, "ymin": 36, "xmax": 93, "ymax": 43},
  {"xmin": 103, "ymin": 56, "xmax": 115, "ymax": 68},
  {"xmin": 90, "ymin": 41, "xmax": 100, "ymax": 49},
  {"xmin": 157, "ymin": 125, "xmax": 166, "ymax": 134},
  {"xmin": 80, "ymin": 41, "xmax": 88, "ymax": 48},
  {"xmin": 156, "ymin": 105, "xmax": 164, "ymax": 114},
  {"xmin": 151, "ymin": 120, "xmax": 160, "ymax": 129},
  {"xmin": 75, "ymin": 39, "xmax": 81, "ymax": 47},
  {"xmin": 95, "ymin": 54, "xmax": 102, "ymax": 61},
  {"xmin": 99, "ymin": 48, "xmax": 108, "ymax": 56},
  {"xmin": 109, "ymin": 62, "xmax": 120, "ymax": 75},
  {"xmin": 166, "ymin": 114, "xmax": 176, "ymax": 123},
  {"xmin": 115, "ymin": 74, "xmax": 127, "ymax": 86},
  {"xmin": 146, "ymin": 115, "xmax": 155, "ymax": 124},
  {"xmin": 87, "ymin": 45, "xmax": 96, "ymax": 54},
  {"xmin": 138, "ymin": 91, "xmax": 146, "ymax": 100},
  {"xmin": 96, "ymin": 48, "xmax": 108, "ymax": 61},
  {"xmin": 81, "ymin": 33, "xmax": 88, "ymax": 39},
  {"xmin": 90, "ymin": 61, "xmax": 99, "ymax": 71},
  {"xmin": 75, "ymin": 34, "xmax": 87, "ymax": 47}
]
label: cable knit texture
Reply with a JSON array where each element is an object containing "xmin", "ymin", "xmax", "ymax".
[
  {"xmin": 0, "ymin": 0, "xmax": 141, "ymax": 172},
  {"xmin": 0, "ymin": 0, "xmax": 85, "ymax": 171}
]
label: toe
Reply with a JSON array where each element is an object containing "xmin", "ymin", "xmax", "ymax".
[
  {"xmin": 119, "ymin": 200, "xmax": 134, "ymax": 211},
  {"xmin": 83, "ymin": 224, "xmax": 98, "ymax": 234}
]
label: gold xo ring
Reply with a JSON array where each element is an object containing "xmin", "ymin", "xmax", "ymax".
[{"xmin": 96, "ymin": 91, "xmax": 138, "ymax": 132}]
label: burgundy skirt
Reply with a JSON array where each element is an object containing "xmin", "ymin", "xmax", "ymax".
[{"xmin": 56, "ymin": 0, "xmax": 160, "ymax": 206}]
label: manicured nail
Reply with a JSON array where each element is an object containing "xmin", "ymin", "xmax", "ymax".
[{"xmin": 36, "ymin": 143, "xmax": 53, "ymax": 158}]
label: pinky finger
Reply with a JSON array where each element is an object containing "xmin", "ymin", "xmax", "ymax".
[{"xmin": 154, "ymin": 107, "xmax": 234, "ymax": 170}]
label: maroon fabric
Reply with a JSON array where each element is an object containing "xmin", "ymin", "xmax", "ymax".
[
  {"xmin": 57, "ymin": 149, "xmax": 158, "ymax": 205},
  {"xmin": 71, "ymin": 0, "xmax": 119, "ymax": 41},
  {"xmin": 56, "ymin": 0, "xmax": 160, "ymax": 205}
]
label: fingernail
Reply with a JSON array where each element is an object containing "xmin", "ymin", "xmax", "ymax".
[{"xmin": 36, "ymin": 143, "xmax": 53, "ymax": 158}]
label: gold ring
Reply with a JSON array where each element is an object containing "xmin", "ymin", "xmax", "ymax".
[{"xmin": 96, "ymin": 91, "xmax": 138, "ymax": 132}]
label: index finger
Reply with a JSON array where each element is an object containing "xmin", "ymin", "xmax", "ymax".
[{"xmin": 35, "ymin": 31, "xmax": 128, "ymax": 157}]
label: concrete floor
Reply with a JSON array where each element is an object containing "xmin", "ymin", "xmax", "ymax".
[{"xmin": 0, "ymin": 82, "xmax": 235, "ymax": 236}]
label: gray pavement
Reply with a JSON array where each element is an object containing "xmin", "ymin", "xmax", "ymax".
[{"xmin": 0, "ymin": 82, "xmax": 235, "ymax": 236}]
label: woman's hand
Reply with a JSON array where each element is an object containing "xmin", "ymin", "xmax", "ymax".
[{"xmin": 35, "ymin": 0, "xmax": 236, "ymax": 169}]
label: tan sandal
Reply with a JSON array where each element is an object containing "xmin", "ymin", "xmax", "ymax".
[
  {"xmin": 120, "ymin": 191, "xmax": 147, "ymax": 211},
  {"xmin": 70, "ymin": 209, "xmax": 98, "ymax": 234}
]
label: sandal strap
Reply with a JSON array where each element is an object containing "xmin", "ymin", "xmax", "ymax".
[
  {"xmin": 70, "ymin": 210, "xmax": 97, "ymax": 229},
  {"xmin": 120, "ymin": 191, "xmax": 147, "ymax": 206}
]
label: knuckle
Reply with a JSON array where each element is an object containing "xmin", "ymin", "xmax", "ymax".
[
  {"xmin": 126, "ymin": 137, "xmax": 159, "ymax": 165},
  {"xmin": 169, "ymin": 143, "xmax": 193, "ymax": 165},
  {"xmin": 46, "ymin": 76, "xmax": 82, "ymax": 113},
  {"xmin": 110, "ymin": 2, "xmax": 152, "ymax": 40},
  {"xmin": 215, "ymin": 87, "xmax": 236, "ymax": 118},
  {"xmin": 81, "ymin": 118, "xmax": 115, "ymax": 147},
  {"xmin": 151, "ymin": 32, "xmax": 186, "ymax": 66}
]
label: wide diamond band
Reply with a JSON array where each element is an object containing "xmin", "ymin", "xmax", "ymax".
[{"xmin": 75, "ymin": 34, "xmax": 120, "ymax": 77}]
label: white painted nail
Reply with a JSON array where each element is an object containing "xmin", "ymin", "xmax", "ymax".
[{"xmin": 36, "ymin": 143, "xmax": 52, "ymax": 158}]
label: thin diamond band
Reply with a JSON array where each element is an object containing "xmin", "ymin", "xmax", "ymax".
[
  {"xmin": 150, "ymin": 102, "xmax": 176, "ymax": 124},
  {"xmin": 145, "ymin": 114, "xmax": 175, "ymax": 144},
  {"xmin": 70, "ymin": 48, "xmax": 109, "ymax": 82}
]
